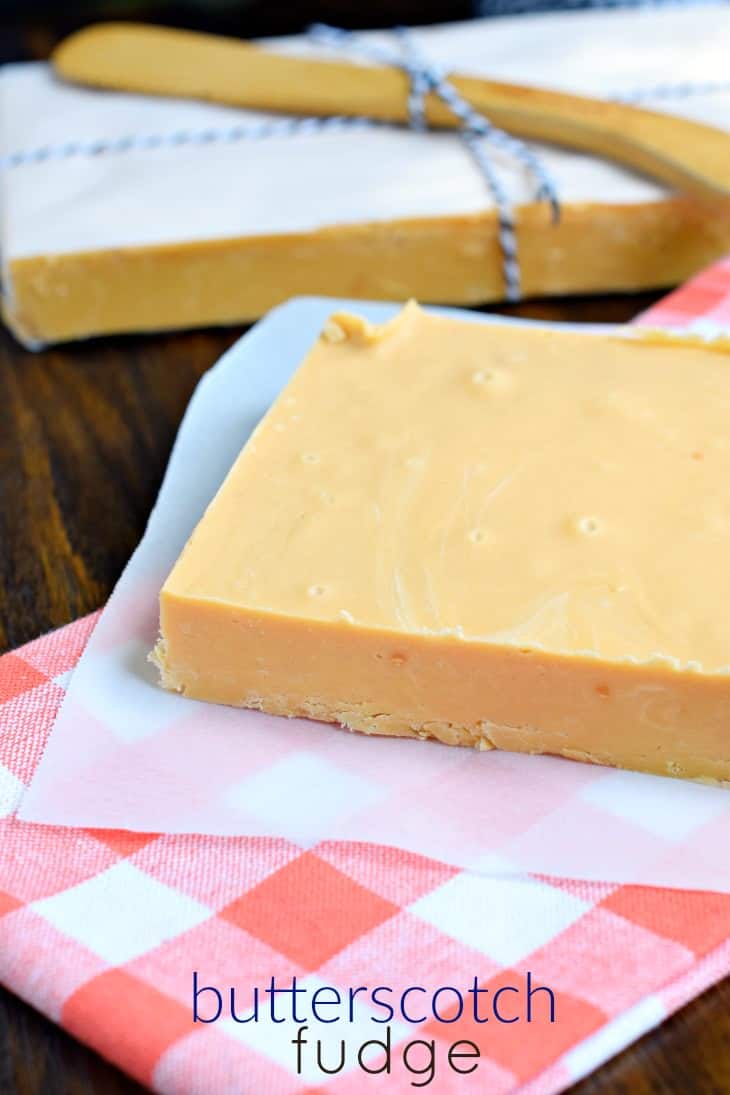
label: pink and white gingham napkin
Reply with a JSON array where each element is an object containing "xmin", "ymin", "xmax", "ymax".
[
  {"xmin": 1, "ymin": 262, "xmax": 729, "ymax": 1093},
  {"xmin": 635, "ymin": 256, "xmax": 730, "ymax": 336}
]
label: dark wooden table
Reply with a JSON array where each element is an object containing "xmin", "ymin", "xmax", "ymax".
[{"xmin": 2, "ymin": 291, "xmax": 730, "ymax": 1094}]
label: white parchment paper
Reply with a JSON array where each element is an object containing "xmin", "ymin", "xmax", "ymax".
[
  {"xmin": 18, "ymin": 299, "xmax": 730, "ymax": 894},
  {"xmin": 1, "ymin": 5, "xmax": 728, "ymax": 262}
]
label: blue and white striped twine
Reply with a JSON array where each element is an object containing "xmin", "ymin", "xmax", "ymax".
[
  {"xmin": 308, "ymin": 23, "xmax": 561, "ymax": 300},
  {"xmin": 2, "ymin": 22, "xmax": 728, "ymax": 300}
]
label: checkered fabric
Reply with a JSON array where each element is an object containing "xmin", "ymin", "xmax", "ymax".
[
  {"xmin": 1, "ymin": 262, "xmax": 730, "ymax": 1094},
  {"xmin": 636, "ymin": 255, "xmax": 730, "ymax": 335}
]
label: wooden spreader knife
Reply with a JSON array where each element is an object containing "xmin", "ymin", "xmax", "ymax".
[{"xmin": 53, "ymin": 22, "xmax": 730, "ymax": 199}]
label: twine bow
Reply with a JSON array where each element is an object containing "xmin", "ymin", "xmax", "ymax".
[{"xmin": 309, "ymin": 23, "xmax": 561, "ymax": 302}]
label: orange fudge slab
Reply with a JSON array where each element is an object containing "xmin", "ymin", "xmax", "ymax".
[{"xmin": 154, "ymin": 304, "xmax": 730, "ymax": 783}]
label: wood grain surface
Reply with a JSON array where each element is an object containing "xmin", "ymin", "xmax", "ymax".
[{"xmin": 2, "ymin": 291, "xmax": 729, "ymax": 1094}]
